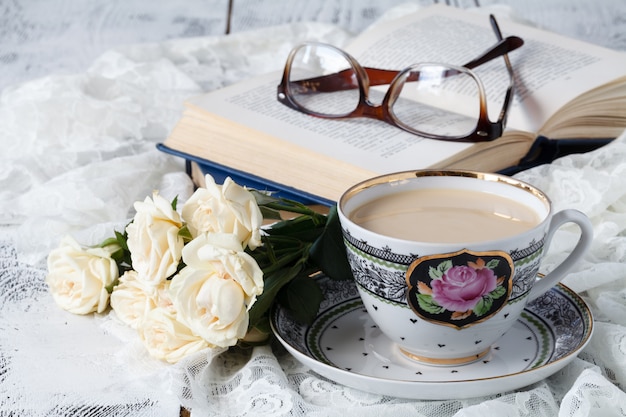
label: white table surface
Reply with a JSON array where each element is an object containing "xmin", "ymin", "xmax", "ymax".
[{"xmin": 2, "ymin": 1, "xmax": 626, "ymax": 416}]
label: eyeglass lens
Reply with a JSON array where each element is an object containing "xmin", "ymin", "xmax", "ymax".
[
  {"xmin": 288, "ymin": 44, "xmax": 360, "ymax": 116},
  {"xmin": 390, "ymin": 64, "xmax": 481, "ymax": 137}
]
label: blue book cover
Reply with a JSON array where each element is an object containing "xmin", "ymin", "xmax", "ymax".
[{"xmin": 157, "ymin": 143, "xmax": 335, "ymax": 207}]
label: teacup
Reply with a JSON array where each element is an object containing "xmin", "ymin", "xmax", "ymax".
[{"xmin": 337, "ymin": 170, "xmax": 593, "ymax": 366}]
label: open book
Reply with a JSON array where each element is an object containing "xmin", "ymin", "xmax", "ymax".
[{"xmin": 159, "ymin": 4, "xmax": 626, "ymax": 204}]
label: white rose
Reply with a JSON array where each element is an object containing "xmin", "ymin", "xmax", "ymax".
[
  {"xmin": 169, "ymin": 263, "xmax": 250, "ymax": 348},
  {"xmin": 181, "ymin": 175, "xmax": 263, "ymax": 250},
  {"xmin": 126, "ymin": 192, "xmax": 184, "ymax": 286},
  {"xmin": 138, "ymin": 307, "xmax": 210, "ymax": 364},
  {"xmin": 46, "ymin": 236, "xmax": 118, "ymax": 315},
  {"xmin": 110, "ymin": 270, "xmax": 173, "ymax": 329},
  {"xmin": 182, "ymin": 232, "xmax": 263, "ymax": 305}
]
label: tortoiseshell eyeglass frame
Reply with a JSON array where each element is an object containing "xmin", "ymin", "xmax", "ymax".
[{"xmin": 277, "ymin": 15, "xmax": 523, "ymax": 143}]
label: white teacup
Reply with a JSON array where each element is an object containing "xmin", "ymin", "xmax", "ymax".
[{"xmin": 337, "ymin": 170, "xmax": 593, "ymax": 366}]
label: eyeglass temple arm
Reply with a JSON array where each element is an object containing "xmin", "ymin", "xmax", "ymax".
[
  {"xmin": 370, "ymin": 34, "xmax": 522, "ymax": 85},
  {"xmin": 488, "ymin": 14, "xmax": 516, "ymax": 127},
  {"xmin": 392, "ymin": 36, "xmax": 524, "ymax": 85},
  {"xmin": 460, "ymin": 36, "xmax": 522, "ymax": 71}
]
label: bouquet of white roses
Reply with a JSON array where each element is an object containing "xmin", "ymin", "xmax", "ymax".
[{"xmin": 45, "ymin": 174, "xmax": 351, "ymax": 363}]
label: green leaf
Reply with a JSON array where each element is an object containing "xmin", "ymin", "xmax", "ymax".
[
  {"xmin": 248, "ymin": 263, "xmax": 304, "ymax": 328},
  {"xmin": 251, "ymin": 191, "xmax": 284, "ymax": 220},
  {"xmin": 266, "ymin": 199, "xmax": 320, "ymax": 217},
  {"xmin": 265, "ymin": 214, "xmax": 326, "ymax": 242},
  {"xmin": 111, "ymin": 229, "xmax": 132, "ymax": 270},
  {"xmin": 110, "ymin": 248, "xmax": 125, "ymax": 263},
  {"xmin": 278, "ymin": 275, "xmax": 324, "ymax": 324},
  {"xmin": 115, "ymin": 230, "xmax": 129, "ymax": 251},
  {"xmin": 489, "ymin": 285, "xmax": 507, "ymax": 299},
  {"xmin": 474, "ymin": 296, "xmax": 493, "ymax": 316},
  {"xmin": 104, "ymin": 277, "xmax": 120, "ymax": 294},
  {"xmin": 417, "ymin": 294, "xmax": 444, "ymax": 314},
  {"xmin": 250, "ymin": 189, "xmax": 281, "ymax": 206},
  {"xmin": 251, "ymin": 238, "xmax": 311, "ymax": 276},
  {"xmin": 439, "ymin": 260, "xmax": 453, "ymax": 274},
  {"xmin": 253, "ymin": 191, "xmax": 322, "ymax": 218},
  {"xmin": 428, "ymin": 266, "xmax": 442, "ymax": 280},
  {"xmin": 178, "ymin": 225, "xmax": 193, "ymax": 242},
  {"xmin": 485, "ymin": 259, "xmax": 500, "ymax": 269},
  {"xmin": 429, "ymin": 260, "xmax": 452, "ymax": 280},
  {"xmin": 171, "ymin": 195, "xmax": 179, "ymax": 211},
  {"xmin": 259, "ymin": 206, "xmax": 283, "ymax": 221},
  {"xmin": 99, "ymin": 237, "xmax": 119, "ymax": 248},
  {"xmin": 309, "ymin": 205, "xmax": 353, "ymax": 281},
  {"xmin": 253, "ymin": 316, "xmax": 271, "ymax": 335}
]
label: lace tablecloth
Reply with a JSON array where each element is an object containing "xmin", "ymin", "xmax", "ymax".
[{"xmin": 2, "ymin": 5, "xmax": 626, "ymax": 417}]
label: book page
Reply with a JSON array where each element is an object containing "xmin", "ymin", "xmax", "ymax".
[
  {"xmin": 346, "ymin": 5, "xmax": 626, "ymax": 134},
  {"xmin": 190, "ymin": 72, "xmax": 472, "ymax": 173}
]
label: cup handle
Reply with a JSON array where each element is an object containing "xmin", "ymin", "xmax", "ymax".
[{"xmin": 527, "ymin": 209, "xmax": 593, "ymax": 301}]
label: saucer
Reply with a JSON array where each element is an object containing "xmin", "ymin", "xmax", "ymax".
[{"xmin": 270, "ymin": 275, "xmax": 593, "ymax": 400}]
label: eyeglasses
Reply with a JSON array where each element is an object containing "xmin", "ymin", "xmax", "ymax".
[{"xmin": 277, "ymin": 15, "xmax": 523, "ymax": 143}]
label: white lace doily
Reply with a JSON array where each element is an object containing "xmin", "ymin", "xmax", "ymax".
[{"xmin": 2, "ymin": 6, "xmax": 626, "ymax": 417}]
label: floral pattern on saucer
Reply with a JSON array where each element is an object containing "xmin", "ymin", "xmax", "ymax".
[{"xmin": 270, "ymin": 275, "xmax": 593, "ymax": 399}]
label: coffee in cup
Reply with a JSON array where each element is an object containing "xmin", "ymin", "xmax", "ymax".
[{"xmin": 349, "ymin": 187, "xmax": 541, "ymax": 242}]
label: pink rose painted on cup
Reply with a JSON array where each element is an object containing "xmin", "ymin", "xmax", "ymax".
[
  {"xmin": 431, "ymin": 262, "xmax": 498, "ymax": 312},
  {"xmin": 406, "ymin": 250, "xmax": 513, "ymax": 329}
]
